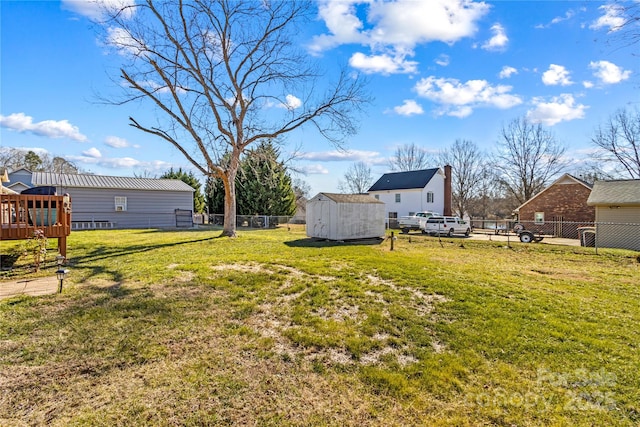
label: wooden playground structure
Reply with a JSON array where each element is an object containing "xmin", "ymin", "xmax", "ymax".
[{"xmin": 0, "ymin": 194, "xmax": 71, "ymax": 257}]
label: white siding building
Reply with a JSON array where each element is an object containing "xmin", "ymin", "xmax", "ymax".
[
  {"xmin": 367, "ymin": 167, "xmax": 452, "ymax": 228},
  {"xmin": 306, "ymin": 193, "xmax": 385, "ymax": 240}
]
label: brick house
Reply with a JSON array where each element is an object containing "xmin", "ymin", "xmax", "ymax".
[{"xmin": 514, "ymin": 173, "xmax": 594, "ymax": 238}]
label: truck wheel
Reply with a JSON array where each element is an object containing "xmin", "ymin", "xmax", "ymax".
[
  {"xmin": 519, "ymin": 232, "xmax": 534, "ymax": 243},
  {"xmin": 448, "ymin": 228, "xmax": 454, "ymax": 237},
  {"xmin": 465, "ymin": 228, "xmax": 470, "ymax": 237},
  {"xmin": 401, "ymin": 228, "xmax": 409, "ymax": 234}
]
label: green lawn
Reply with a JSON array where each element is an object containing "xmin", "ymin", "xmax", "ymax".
[{"xmin": 1, "ymin": 227, "xmax": 639, "ymax": 426}]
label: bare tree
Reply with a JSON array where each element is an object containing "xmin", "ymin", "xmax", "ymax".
[
  {"xmin": 494, "ymin": 117, "xmax": 566, "ymax": 206},
  {"xmin": 591, "ymin": 108, "xmax": 640, "ymax": 179},
  {"xmin": 389, "ymin": 143, "xmax": 432, "ymax": 171},
  {"xmin": 606, "ymin": 1, "xmax": 640, "ymax": 52},
  {"xmin": 439, "ymin": 139, "xmax": 485, "ymax": 218},
  {"xmin": 338, "ymin": 161, "xmax": 374, "ymax": 194},
  {"xmin": 0, "ymin": 148, "xmax": 79, "ymax": 173},
  {"xmin": 103, "ymin": 0, "xmax": 368, "ymax": 237}
]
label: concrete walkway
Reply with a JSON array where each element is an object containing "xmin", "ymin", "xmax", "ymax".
[{"xmin": 0, "ymin": 276, "xmax": 59, "ymax": 300}]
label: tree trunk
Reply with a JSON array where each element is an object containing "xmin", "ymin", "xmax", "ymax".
[{"xmin": 221, "ymin": 164, "xmax": 238, "ymax": 237}]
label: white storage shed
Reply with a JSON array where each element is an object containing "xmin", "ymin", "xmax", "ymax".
[{"xmin": 306, "ymin": 192, "xmax": 386, "ymax": 240}]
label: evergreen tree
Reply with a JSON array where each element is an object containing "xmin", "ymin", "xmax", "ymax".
[
  {"xmin": 237, "ymin": 142, "xmax": 296, "ymax": 216},
  {"xmin": 205, "ymin": 175, "xmax": 225, "ymax": 215},
  {"xmin": 160, "ymin": 168, "xmax": 206, "ymax": 213},
  {"xmin": 206, "ymin": 143, "xmax": 296, "ymax": 217}
]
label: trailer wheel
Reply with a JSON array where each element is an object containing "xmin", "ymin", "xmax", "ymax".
[
  {"xmin": 465, "ymin": 228, "xmax": 470, "ymax": 237},
  {"xmin": 448, "ymin": 228, "xmax": 454, "ymax": 237},
  {"xmin": 519, "ymin": 232, "xmax": 534, "ymax": 243},
  {"xmin": 401, "ymin": 227, "xmax": 409, "ymax": 234}
]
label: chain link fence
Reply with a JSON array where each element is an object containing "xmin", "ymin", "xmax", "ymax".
[
  {"xmin": 470, "ymin": 219, "xmax": 640, "ymax": 253},
  {"xmin": 195, "ymin": 214, "xmax": 294, "ymax": 229}
]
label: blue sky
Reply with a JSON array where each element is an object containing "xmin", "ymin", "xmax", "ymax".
[{"xmin": 1, "ymin": 0, "xmax": 637, "ymax": 195}]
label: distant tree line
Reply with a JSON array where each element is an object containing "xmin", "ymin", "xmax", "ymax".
[
  {"xmin": 342, "ymin": 107, "xmax": 640, "ymax": 219},
  {"xmin": 0, "ymin": 148, "xmax": 80, "ymax": 174}
]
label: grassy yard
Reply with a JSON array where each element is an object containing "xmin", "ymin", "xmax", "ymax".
[{"xmin": 1, "ymin": 227, "xmax": 639, "ymax": 426}]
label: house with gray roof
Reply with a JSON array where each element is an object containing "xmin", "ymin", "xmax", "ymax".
[
  {"xmin": 5, "ymin": 168, "xmax": 32, "ymax": 194},
  {"xmin": 587, "ymin": 179, "xmax": 640, "ymax": 251},
  {"xmin": 367, "ymin": 166, "xmax": 452, "ymax": 228},
  {"xmin": 11, "ymin": 170, "xmax": 195, "ymax": 229}
]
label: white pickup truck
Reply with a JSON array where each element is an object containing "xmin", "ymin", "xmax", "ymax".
[
  {"xmin": 422, "ymin": 216, "xmax": 471, "ymax": 237},
  {"xmin": 397, "ymin": 211, "xmax": 439, "ymax": 233}
]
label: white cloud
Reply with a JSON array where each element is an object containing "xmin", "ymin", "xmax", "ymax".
[
  {"xmin": 298, "ymin": 149, "xmax": 383, "ymax": 164},
  {"xmin": 349, "ymin": 52, "xmax": 418, "ymax": 75},
  {"xmin": 589, "ymin": 4, "xmax": 625, "ymax": 32},
  {"xmin": 62, "ymin": 0, "xmax": 136, "ymax": 20},
  {"xmin": 527, "ymin": 94, "xmax": 587, "ymax": 126},
  {"xmin": 280, "ymin": 94, "xmax": 302, "ymax": 110},
  {"xmin": 414, "ymin": 76, "xmax": 522, "ymax": 117},
  {"xmin": 542, "ymin": 64, "xmax": 573, "ymax": 86},
  {"xmin": 107, "ymin": 26, "xmax": 146, "ymax": 56},
  {"xmin": 434, "ymin": 54, "xmax": 450, "ymax": 67},
  {"xmin": 82, "ymin": 147, "xmax": 102, "ymax": 158},
  {"xmin": 589, "ymin": 60, "xmax": 631, "ymax": 84},
  {"xmin": 365, "ymin": 0, "xmax": 490, "ymax": 47},
  {"xmin": 104, "ymin": 136, "xmax": 130, "ymax": 148},
  {"xmin": 499, "ymin": 66, "xmax": 518, "ymax": 79},
  {"xmin": 482, "ymin": 23, "xmax": 508, "ymax": 51},
  {"xmin": 300, "ymin": 164, "xmax": 330, "ymax": 175},
  {"xmin": 309, "ymin": 0, "xmax": 490, "ymax": 75},
  {"xmin": 66, "ymin": 153, "xmax": 173, "ymax": 172},
  {"xmin": 0, "ymin": 112, "xmax": 88, "ymax": 142},
  {"xmin": 582, "ymin": 80, "xmax": 594, "ymax": 89},
  {"xmin": 285, "ymin": 94, "xmax": 302, "ymax": 110},
  {"xmin": 392, "ymin": 100, "xmax": 424, "ymax": 116},
  {"xmin": 535, "ymin": 8, "xmax": 579, "ymax": 29}
]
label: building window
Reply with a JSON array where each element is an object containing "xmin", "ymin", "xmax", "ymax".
[
  {"xmin": 534, "ymin": 212, "xmax": 544, "ymax": 224},
  {"xmin": 426, "ymin": 191, "xmax": 434, "ymax": 203},
  {"xmin": 374, "ymin": 195, "xmax": 379, "ymax": 200},
  {"xmin": 395, "ymin": 193, "xmax": 401, "ymax": 203},
  {"xmin": 115, "ymin": 196, "xmax": 127, "ymax": 212}
]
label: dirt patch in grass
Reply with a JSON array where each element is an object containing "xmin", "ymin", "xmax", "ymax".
[{"xmin": 214, "ymin": 264, "xmax": 452, "ymax": 368}]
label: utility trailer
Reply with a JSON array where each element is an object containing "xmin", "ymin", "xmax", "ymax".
[{"xmin": 513, "ymin": 223, "xmax": 544, "ymax": 243}]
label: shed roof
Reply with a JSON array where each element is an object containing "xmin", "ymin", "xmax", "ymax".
[
  {"xmin": 368, "ymin": 168, "xmax": 439, "ymax": 191},
  {"xmin": 587, "ymin": 179, "xmax": 640, "ymax": 206},
  {"xmin": 314, "ymin": 193, "xmax": 383, "ymax": 204},
  {"xmin": 32, "ymin": 172, "xmax": 195, "ymax": 192}
]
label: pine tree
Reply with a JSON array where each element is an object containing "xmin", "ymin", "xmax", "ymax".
[
  {"xmin": 237, "ymin": 142, "xmax": 296, "ymax": 216},
  {"xmin": 160, "ymin": 168, "xmax": 206, "ymax": 213}
]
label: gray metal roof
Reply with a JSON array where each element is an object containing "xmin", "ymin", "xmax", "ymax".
[
  {"xmin": 587, "ymin": 180, "xmax": 640, "ymax": 206},
  {"xmin": 32, "ymin": 172, "xmax": 195, "ymax": 192},
  {"xmin": 368, "ymin": 168, "xmax": 440, "ymax": 191},
  {"xmin": 316, "ymin": 193, "xmax": 383, "ymax": 204}
]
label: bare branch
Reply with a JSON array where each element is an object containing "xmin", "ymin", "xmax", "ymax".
[{"xmin": 99, "ymin": 0, "xmax": 370, "ymax": 236}]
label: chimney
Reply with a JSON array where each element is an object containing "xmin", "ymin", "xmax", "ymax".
[{"xmin": 443, "ymin": 164, "xmax": 452, "ymax": 216}]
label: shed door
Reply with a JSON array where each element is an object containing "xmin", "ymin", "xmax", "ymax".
[{"xmin": 313, "ymin": 201, "xmax": 330, "ymax": 238}]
